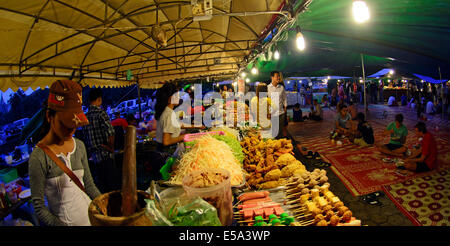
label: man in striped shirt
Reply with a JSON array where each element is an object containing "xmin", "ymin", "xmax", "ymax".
[{"xmin": 81, "ymin": 88, "xmax": 118, "ymax": 193}]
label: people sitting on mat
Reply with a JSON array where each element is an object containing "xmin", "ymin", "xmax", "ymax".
[
  {"xmin": 308, "ymin": 99, "xmax": 323, "ymax": 121},
  {"xmin": 292, "ymin": 103, "xmax": 304, "ymax": 122},
  {"xmin": 401, "ymin": 122, "xmax": 437, "ymax": 173},
  {"xmin": 336, "ymin": 99, "xmax": 345, "ymax": 113},
  {"xmin": 350, "ymin": 112, "xmax": 374, "ymax": 147},
  {"xmin": 401, "ymin": 95, "xmax": 408, "ymax": 106},
  {"xmin": 435, "ymin": 98, "xmax": 443, "ymax": 114},
  {"xmin": 426, "ymin": 99, "xmax": 435, "ymax": 115},
  {"xmin": 322, "ymin": 95, "xmax": 329, "ymax": 108},
  {"xmin": 387, "ymin": 95, "xmax": 396, "ymax": 106},
  {"xmin": 348, "ymin": 101, "xmax": 357, "ymax": 120},
  {"xmin": 331, "ymin": 105, "xmax": 352, "ymax": 139},
  {"xmin": 377, "ymin": 113, "xmax": 408, "ymax": 157}
]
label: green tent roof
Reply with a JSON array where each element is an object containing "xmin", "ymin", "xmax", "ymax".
[{"xmin": 247, "ymin": 0, "xmax": 449, "ymax": 82}]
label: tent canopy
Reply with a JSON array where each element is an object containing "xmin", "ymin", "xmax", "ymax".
[
  {"xmin": 413, "ymin": 74, "xmax": 447, "ymax": 84},
  {"xmin": 0, "ymin": 0, "xmax": 303, "ymax": 91}
]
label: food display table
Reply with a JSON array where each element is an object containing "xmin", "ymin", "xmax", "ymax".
[{"xmin": 145, "ymin": 127, "xmax": 361, "ymax": 227}]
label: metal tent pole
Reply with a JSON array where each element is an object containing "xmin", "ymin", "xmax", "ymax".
[
  {"xmin": 439, "ymin": 67, "xmax": 444, "ymax": 119},
  {"xmin": 361, "ymin": 54, "xmax": 367, "ymax": 116}
]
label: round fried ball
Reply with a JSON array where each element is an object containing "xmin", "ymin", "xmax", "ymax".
[
  {"xmin": 301, "ymin": 172, "xmax": 310, "ymax": 180},
  {"xmin": 301, "ymin": 188, "xmax": 310, "ymax": 195},
  {"xmin": 329, "ymin": 215, "xmax": 340, "ymax": 226},
  {"xmin": 319, "ymin": 176, "xmax": 329, "ymax": 184},
  {"xmin": 295, "ymin": 177, "xmax": 305, "ymax": 184},
  {"xmin": 297, "ymin": 183, "xmax": 306, "ymax": 190},
  {"xmin": 308, "ymin": 180, "xmax": 319, "ymax": 188},
  {"xmin": 314, "ymin": 214, "xmax": 325, "ymax": 223},
  {"xmin": 337, "ymin": 206, "xmax": 349, "ymax": 216},
  {"xmin": 342, "ymin": 211, "xmax": 353, "ymax": 222},
  {"xmin": 325, "ymin": 210, "xmax": 335, "ymax": 220},
  {"xmin": 316, "ymin": 220, "xmax": 328, "ymax": 226},
  {"xmin": 334, "ymin": 201, "xmax": 344, "ymax": 209},
  {"xmin": 312, "ymin": 208, "xmax": 322, "ymax": 217},
  {"xmin": 323, "ymin": 205, "xmax": 333, "ymax": 212}
]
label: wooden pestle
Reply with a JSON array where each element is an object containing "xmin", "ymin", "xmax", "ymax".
[{"xmin": 121, "ymin": 125, "xmax": 137, "ymax": 217}]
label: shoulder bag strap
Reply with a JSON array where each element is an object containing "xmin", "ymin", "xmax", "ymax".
[{"xmin": 37, "ymin": 142, "xmax": 86, "ymax": 193}]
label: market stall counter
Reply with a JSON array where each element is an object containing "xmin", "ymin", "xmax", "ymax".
[
  {"xmin": 143, "ymin": 127, "xmax": 362, "ymax": 227},
  {"xmin": 382, "ymin": 87, "xmax": 407, "ymax": 103}
]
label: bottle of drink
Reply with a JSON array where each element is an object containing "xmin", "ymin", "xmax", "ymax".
[{"xmin": 0, "ymin": 182, "xmax": 10, "ymax": 209}]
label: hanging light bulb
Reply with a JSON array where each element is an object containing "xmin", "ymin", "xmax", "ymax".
[
  {"xmin": 233, "ymin": 81, "xmax": 237, "ymax": 86},
  {"xmin": 296, "ymin": 26, "xmax": 306, "ymax": 51},
  {"xmin": 245, "ymin": 78, "xmax": 250, "ymax": 83},
  {"xmin": 389, "ymin": 69, "xmax": 394, "ymax": 75},
  {"xmin": 241, "ymin": 72, "xmax": 246, "ymax": 78},
  {"xmin": 274, "ymin": 50, "xmax": 280, "ymax": 60},
  {"xmin": 251, "ymin": 67, "xmax": 258, "ymax": 75},
  {"xmin": 352, "ymin": 1, "xmax": 370, "ymax": 23}
]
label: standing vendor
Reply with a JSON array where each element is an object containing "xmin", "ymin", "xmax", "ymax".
[
  {"xmin": 155, "ymin": 83, "xmax": 204, "ymax": 156},
  {"xmin": 155, "ymin": 83, "xmax": 185, "ymax": 155},
  {"xmin": 29, "ymin": 80, "xmax": 101, "ymax": 226},
  {"xmin": 268, "ymin": 71, "xmax": 287, "ymax": 139}
]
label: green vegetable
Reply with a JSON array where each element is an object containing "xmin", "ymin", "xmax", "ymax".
[
  {"xmin": 253, "ymin": 222, "xmax": 264, "ymax": 226},
  {"xmin": 254, "ymin": 216, "xmax": 264, "ymax": 223},
  {"xmin": 167, "ymin": 198, "xmax": 222, "ymax": 226},
  {"xmin": 213, "ymin": 135, "xmax": 244, "ymax": 164}
]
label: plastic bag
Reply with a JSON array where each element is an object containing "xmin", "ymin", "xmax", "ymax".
[
  {"xmin": 144, "ymin": 195, "xmax": 222, "ymax": 226},
  {"xmin": 145, "ymin": 199, "xmax": 174, "ymax": 226},
  {"xmin": 167, "ymin": 197, "xmax": 222, "ymax": 226}
]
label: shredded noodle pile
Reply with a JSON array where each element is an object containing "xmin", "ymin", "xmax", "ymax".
[{"xmin": 169, "ymin": 135, "xmax": 244, "ymax": 186}]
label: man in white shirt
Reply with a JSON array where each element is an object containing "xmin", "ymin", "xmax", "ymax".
[
  {"xmin": 426, "ymin": 99, "xmax": 435, "ymax": 114},
  {"xmin": 268, "ymin": 71, "xmax": 287, "ymax": 139},
  {"xmin": 388, "ymin": 96, "xmax": 396, "ymax": 106}
]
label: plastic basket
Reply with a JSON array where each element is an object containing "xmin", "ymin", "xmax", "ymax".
[{"xmin": 0, "ymin": 168, "xmax": 18, "ymax": 184}]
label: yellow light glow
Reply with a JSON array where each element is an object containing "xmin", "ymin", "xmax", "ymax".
[
  {"xmin": 274, "ymin": 50, "xmax": 280, "ymax": 60},
  {"xmin": 296, "ymin": 32, "xmax": 306, "ymax": 51},
  {"xmin": 353, "ymin": 1, "xmax": 370, "ymax": 23},
  {"xmin": 251, "ymin": 67, "xmax": 258, "ymax": 75}
]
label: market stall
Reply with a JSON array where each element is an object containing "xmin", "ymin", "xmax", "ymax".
[{"xmin": 140, "ymin": 126, "xmax": 361, "ymax": 227}]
